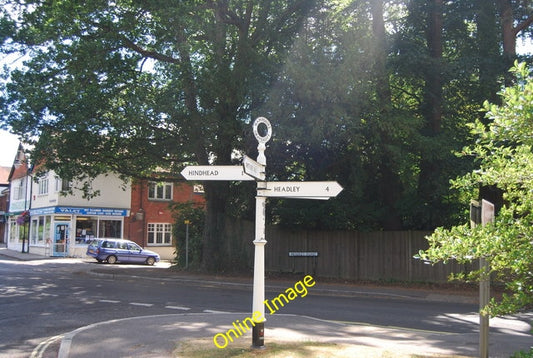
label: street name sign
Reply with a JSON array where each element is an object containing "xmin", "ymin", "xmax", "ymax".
[
  {"xmin": 257, "ymin": 181, "xmax": 343, "ymax": 199},
  {"xmin": 180, "ymin": 165, "xmax": 255, "ymax": 181},
  {"xmin": 289, "ymin": 251, "xmax": 318, "ymax": 257},
  {"xmin": 243, "ymin": 155, "xmax": 266, "ymax": 180}
]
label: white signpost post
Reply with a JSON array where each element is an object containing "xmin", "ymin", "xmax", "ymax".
[{"xmin": 180, "ymin": 117, "xmax": 343, "ymax": 348}]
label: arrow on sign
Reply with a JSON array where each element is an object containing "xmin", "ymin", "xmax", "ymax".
[
  {"xmin": 257, "ymin": 181, "xmax": 343, "ymax": 199},
  {"xmin": 243, "ymin": 155, "xmax": 266, "ymax": 181},
  {"xmin": 181, "ymin": 166, "xmax": 255, "ymax": 181}
]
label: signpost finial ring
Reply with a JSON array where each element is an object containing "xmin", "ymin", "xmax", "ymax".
[{"xmin": 253, "ymin": 117, "xmax": 272, "ymax": 144}]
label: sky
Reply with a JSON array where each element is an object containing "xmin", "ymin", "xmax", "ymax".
[{"xmin": 0, "ymin": 130, "xmax": 19, "ymax": 167}]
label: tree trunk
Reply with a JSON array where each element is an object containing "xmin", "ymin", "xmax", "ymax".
[
  {"xmin": 371, "ymin": 0, "xmax": 391, "ymax": 108},
  {"xmin": 370, "ymin": 0, "xmax": 403, "ymax": 229},
  {"xmin": 498, "ymin": 0, "xmax": 517, "ymax": 59},
  {"xmin": 425, "ymin": 0, "xmax": 443, "ymax": 134},
  {"xmin": 417, "ymin": 0, "xmax": 444, "ymax": 229},
  {"xmin": 497, "ymin": 0, "xmax": 533, "ymax": 83},
  {"xmin": 201, "ymin": 182, "xmax": 230, "ymax": 272},
  {"xmin": 476, "ymin": 0, "xmax": 500, "ymax": 104}
]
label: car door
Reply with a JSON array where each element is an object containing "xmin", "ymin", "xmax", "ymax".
[
  {"xmin": 127, "ymin": 242, "xmax": 145, "ymax": 263},
  {"xmin": 114, "ymin": 241, "xmax": 130, "ymax": 262}
]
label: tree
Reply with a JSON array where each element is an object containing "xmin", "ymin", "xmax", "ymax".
[
  {"xmin": 0, "ymin": 0, "xmax": 317, "ymax": 271},
  {"xmin": 418, "ymin": 62, "xmax": 533, "ymax": 315},
  {"xmin": 498, "ymin": 0, "xmax": 533, "ymax": 61},
  {"xmin": 171, "ymin": 201, "xmax": 205, "ymax": 269}
]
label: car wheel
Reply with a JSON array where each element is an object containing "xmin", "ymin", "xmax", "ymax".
[
  {"xmin": 146, "ymin": 257, "xmax": 156, "ymax": 266},
  {"xmin": 107, "ymin": 255, "xmax": 118, "ymax": 264}
]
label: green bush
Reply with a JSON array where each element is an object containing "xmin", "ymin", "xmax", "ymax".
[
  {"xmin": 512, "ymin": 348, "xmax": 533, "ymax": 358},
  {"xmin": 171, "ymin": 201, "xmax": 205, "ymax": 269}
]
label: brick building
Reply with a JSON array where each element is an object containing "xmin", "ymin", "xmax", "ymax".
[{"xmin": 124, "ymin": 180, "xmax": 204, "ymax": 260}]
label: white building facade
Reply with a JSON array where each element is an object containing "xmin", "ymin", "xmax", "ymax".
[{"xmin": 7, "ymin": 169, "xmax": 131, "ymax": 257}]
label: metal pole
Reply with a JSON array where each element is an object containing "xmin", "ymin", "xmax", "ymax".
[
  {"xmin": 185, "ymin": 220, "xmax": 190, "ymax": 269},
  {"xmin": 479, "ymin": 257, "xmax": 489, "ymax": 358},
  {"xmin": 251, "ymin": 117, "xmax": 271, "ymax": 348},
  {"xmin": 252, "ymin": 188, "xmax": 266, "ymax": 348},
  {"xmin": 479, "ymin": 199, "xmax": 494, "ymax": 358}
]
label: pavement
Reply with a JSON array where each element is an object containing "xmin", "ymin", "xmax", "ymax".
[{"xmin": 1, "ymin": 247, "xmax": 532, "ymax": 357}]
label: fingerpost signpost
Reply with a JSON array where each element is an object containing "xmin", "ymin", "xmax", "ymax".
[{"xmin": 180, "ymin": 117, "xmax": 343, "ymax": 348}]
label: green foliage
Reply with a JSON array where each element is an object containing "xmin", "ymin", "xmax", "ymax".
[
  {"xmin": 171, "ymin": 201, "xmax": 205, "ymax": 269},
  {"xmin": 418, "ymin": 62, "xmax": 533, "ymax": 316},
  {"xmin": 512, "ymin": 347, "xmax": 533, "ymax": 358}
]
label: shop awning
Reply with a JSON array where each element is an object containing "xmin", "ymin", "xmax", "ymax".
[{"xmin": 30, "ymin": 206, "xmax": 129, "ymax": 217}]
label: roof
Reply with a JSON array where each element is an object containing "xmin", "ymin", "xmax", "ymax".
[
  {"xmin": 8, "ymin": 144, "xmax": 30, "ymax": 181},
  {"xmin": 0, "ymin": 166, "xmax": 10, "ymax": 185}
]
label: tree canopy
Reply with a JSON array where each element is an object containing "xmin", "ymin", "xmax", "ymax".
[{"xmin": 418, "ymin": 62, "xmax": 533, "ymax": 315}]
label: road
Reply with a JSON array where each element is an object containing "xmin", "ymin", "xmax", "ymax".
[{"xmin": 0, "ymin": 256, "xmax": 531, "ymax": 357}]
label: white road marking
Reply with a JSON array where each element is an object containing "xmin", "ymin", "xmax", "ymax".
[
  {"xmin": 99, "ymin": 299, "xmax": 120, "ymax": 303},
  {"xmin": 130, "ymin": 302, "xmax": 154, "ymax": 307},
  {"xmin": 31, "ymin": 335, "xmax": 63, "ymax": 358},
  {"xmin": 165, "ymin": 305, "xmax": 191, "ymax": 310}
]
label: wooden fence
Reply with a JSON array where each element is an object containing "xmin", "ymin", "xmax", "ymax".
[{"xmin": 225, "ymin": 219, "xmax": 473, "ymax": 283}]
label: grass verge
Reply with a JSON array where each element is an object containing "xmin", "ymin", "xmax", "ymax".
[{"xmin": 173, "ymin": 338, "xmax": 471, "ymax": 358}]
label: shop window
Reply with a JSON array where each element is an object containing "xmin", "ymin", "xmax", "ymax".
[
  {"xmin": 147, "ymin": 223, "xmax": 172, "ymax": 245},
  {"xmin": 148, "ymin": 182, "xmax": 172, "ymax": 201},
  {"xmin": 9, "ymin": 221, "xmax": 18, "ymax": 242},
  {"xmin": 30, "ymin": 216, "xmax": 51, "ymax": 245},
  {"xmin": 76, "ymin": 217, "xmax": 97, "ymax": 244},
  {"xmin": 17, "ymin": 221, "xmax": 29, "ymax": 243},
  {"xmin": 44, "ymin": 216, "xmax": 51, "ymax": 243},
  {"xmin": 98, "ymin": 219, "xmax": 122, "ymax": 238},
  {"xmin": 30, "ymin": 217, "xmax": 38, "ymax": 244}
]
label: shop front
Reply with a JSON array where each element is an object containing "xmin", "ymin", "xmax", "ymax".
[
  {"xmin": 28, "ymin": 206, "xmax": 129, "ymax": 257},
  {"xmin": 6, "ymin": 211, "xmax": 31, "ymax": 253}
]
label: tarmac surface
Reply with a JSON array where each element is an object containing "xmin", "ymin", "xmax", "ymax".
[{"xmin": 1, "ymin": 247, "xmax": 532, "ymax": 357}]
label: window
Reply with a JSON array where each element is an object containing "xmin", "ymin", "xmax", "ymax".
[
  {"xmin": 75, "ymin": 217, "xmax": 97, "ymax": 244},
  {"xmin": 14, "ymin": 179, "xmax": 26, "ymax": 200},
  {"xmin": 54, "ymin": 176, "xmax": 61, "ymax": 192},
  {"xmin": 98, "ymin": 219, "xmax": 122, "ymax": 238},
  {"xmin": 127, "ymin": 242, "xmax": 141, "ymax": 251},
  {"xmin": 9, "ymin": 221, "xmax": 17, "ymax": 242},
  {"xmin": 38, "ymin": 177, "xmax": 49, "ymax": 195},
  {"xmin": 30, "ymin": 216, "xmax": 50, "ymax": 245},
  {"xmin": 148, "ymin": 182, "xmax": 172, "ymax": 200},
  {"xmin": 61, "ymin": 179, "xmax": 72, "ymax": 191},
  {"xmin": 147, "ymin": 223, "xmax": 172, "ymax": 245}
]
